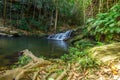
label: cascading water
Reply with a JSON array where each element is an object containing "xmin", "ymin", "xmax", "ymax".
[{"xmin": 47, "ymin": 30, "xmax": 72, "ymax": 40}]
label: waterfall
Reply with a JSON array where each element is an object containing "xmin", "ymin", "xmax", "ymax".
[{"xmin": 47, "ymin": 30, "xmax": 72, "ymax": 40}]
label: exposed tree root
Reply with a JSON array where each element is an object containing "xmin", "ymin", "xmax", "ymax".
[
  {"xmin": 0, "ymin": 49, "xmax": 120, "ymax": 80},
  {"xmin": 0, "ymin": 49, "xmax": 51, "ymax": 80},
  {"xmin": 56, "ymin": 70, "xmax": 67, "ymax": 80},
  {"xmin": 33, "ymin": 71, "xmax": 40, "ymax": 80}
]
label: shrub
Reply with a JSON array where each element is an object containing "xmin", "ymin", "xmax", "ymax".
[
  {"xmin": 12, "ymin": 55, "xmax": 31, "ymax": 68},
  {"xmin": 87, "ymin": 4, "xmax": 120, "ymax": 41},
  {"xmin": 18, "ymin": 18, "xmax": 31, "ymax": 31},
  {"xmin": 30, "ymin": 19, "xmax": 48, "ymax": 31},
  {"xmin": 61, "ymin": 47, "xmax": 100, "ymax": 69}
]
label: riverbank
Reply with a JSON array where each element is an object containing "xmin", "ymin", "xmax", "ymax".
[
  {"xmin": 0, "ymin": 22, "xmax": 120, "ymax": 80},
  {"xmin": 0, "ymin": 41, "xmax": 120, "ymax": 80},
  {"xmin": 0, "ymin": 26, "xmax": 47, "ymax": 37}
]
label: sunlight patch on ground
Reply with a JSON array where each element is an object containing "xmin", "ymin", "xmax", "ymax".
[
  {"xmin": 90, "ymin": 42, "xmax": 120, "ymax": 63},
  {"xmin": 100, "ymin": 55, "xmax": 117, "ymax": 62}
]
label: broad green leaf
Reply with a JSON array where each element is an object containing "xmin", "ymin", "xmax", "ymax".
[
  {"xmin": 48, "ymin": 78, "xmax": 54, "ymax": 80},
  {"xmin": 109, "ymin": 23, "xmax": 116, "ymax": 27}
]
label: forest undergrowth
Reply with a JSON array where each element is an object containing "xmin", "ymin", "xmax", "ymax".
[{"xmin": 0, "ymin": 39, "xmax": 120, "ymax": 80}]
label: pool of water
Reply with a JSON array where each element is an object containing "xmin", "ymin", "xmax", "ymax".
[{"xmin": 0, "ymin": 36, "xmax": 69, "ymax": 66}]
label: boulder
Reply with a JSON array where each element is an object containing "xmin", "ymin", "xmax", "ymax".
[
  {"xmin": 90, "ymin": 43, "xmax": 120, "ymax": 63},
  {"xmin": 0, "ymin": 33, "xmax": 13, "ymax": 37},
  {"xmin": 9, "ymin": 31, "xmax": 20, "ymax": 37}
]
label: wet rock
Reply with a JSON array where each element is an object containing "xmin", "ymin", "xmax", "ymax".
[
  {"xmin": 0, "ymin": 27, "xmax": 9, "ymax": 32},
  {"xmin": 0, "ymin": 33, "xmax": 13, "ymax": 37},
  {"xmin": 9, "ymin": 31, "xmax": 21, "ymax": 37}
]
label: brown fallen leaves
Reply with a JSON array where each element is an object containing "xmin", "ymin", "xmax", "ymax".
[{"xmin": 0, "ymin": 50, "xmax": 120, "ymax": 80}]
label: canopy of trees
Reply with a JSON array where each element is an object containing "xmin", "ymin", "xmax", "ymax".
[
  {"xmin": 0, "ymin": 0, "xmax": 90, "ymax": 32},
  {"xmin": 0, "ymin": 0, "xmax": 120, "ymax": 36}
]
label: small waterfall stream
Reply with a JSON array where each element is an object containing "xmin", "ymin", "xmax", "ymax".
[{"xmin": 47, "ymin": 30, "xmax": 72, "ymax": 40}]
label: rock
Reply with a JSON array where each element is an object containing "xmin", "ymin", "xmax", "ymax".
[
  {"xmin": 69, "ymin": 34, "xmax": 84, "ymax": 44},
  {"xmin": 68, "ymin": 27, "xmax": 87, "ymax": 44},
  {"xmin": 0, "ymin": 27, "xmax": 14, "ymax": 37},
  {"xmin": 0, "ymin": 27, "xmax": 21, "ymax": 37},
  {"xmin": 0, "ymin": 27, "xmax": 9, "ymax": 32},
  {"xmin": 9, "ymin": 31, "xmax": 20, "ymax": 37},
  {"xmin": 0, "ymin": 33, "xmax": 13, "ymax": 37},
  {"xmin": 0, "ymin": 33, "xmax": 8, "ymax": 36},
  {"xmin": 90, "ymin": 43, "xmax": 120, "ymax": 63},
  {"xmin": 9, "ymin": 31, "xmax": 18, "ymax": 34}
]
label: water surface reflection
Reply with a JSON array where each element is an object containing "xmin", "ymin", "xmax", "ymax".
[{"xmin": 0, "ymin": 36, "xmax": 69, "ymax": 66}]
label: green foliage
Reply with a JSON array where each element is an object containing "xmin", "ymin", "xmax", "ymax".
[
  {"xmin": 18, "ymin": 55, "xmax": 31, "ymax": 66},
  {"xmin": 87, "ymin": 4, "xmax": 120, "ymax": 41},
  {"xmin": 96, "ymin": 41, "xmax": 105, "ymax": 46},
  {"xmin": 78, "ymin": 55, "xmax": 99, "ymax": 69},
  {"xmin": 13, "ymin": 55, "xmax": 31, "ymax": 68},
  {"xmin": 0, "ymin": 1, "xmax": 3, "ymax": 17},
  {"xmin": 11, "ymin": 20, "xmax": 17, "ymax": 26},
  {"xmin": 13, "ymin": 55, "xmax": 47, "ymax": 68},
  {"xmin": 74, "ymin": 39, "xmax": 94, "ymax": 49},
  {"xmin": 0, "ymin": 0, "xmax": 92, "ymax": 31},
  {"xmin": 61, "ymin": 47, "xmax": 86, "ymax": 61},
  {"xmin": 18, "ymin": 18, "xmax": 31, "ymax": 31},
  {"xmin": 61, "ymin": 47, "xmax": 100, "ymax": 69},
  {"xmin": 30, "ymin": 19, "xmax": 48, "ymax": 31},
  {"xmin": 48, "ymin": 78, "xmax": 54, "ymax": 80}
]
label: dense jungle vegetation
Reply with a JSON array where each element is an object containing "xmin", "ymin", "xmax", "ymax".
[{"xmin": 0, "ymin": 0, "xmax": 120, "ymax": 80}]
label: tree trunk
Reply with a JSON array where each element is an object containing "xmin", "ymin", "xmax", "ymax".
[
  {"xmin": 107, "ymin": 0, "xmax": 109, "ymax": 11},
  {"xmin": 33, "ymin": 0, "xmax": 36, "ymax": 20},
  {"xmin": 3, "ymin": 0, "xmax": 6, "ymax": 27},
  {"xmin": 99, "ymin": 0, "xmax": 102, "ymax": 13},
  {"xmin": 10, "ymin": 0, "xmax": 12, "ymax": 24},
  {"xmin": 83, "ymin": 0, "xmax": 85, "ymax": 24},
  {"xmin": 54, "ymin": 8, "xmax": 58, "ymax": 33}
]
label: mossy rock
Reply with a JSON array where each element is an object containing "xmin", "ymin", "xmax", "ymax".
[{"xmin": 89, "ymin": 43, "xmax": 120, "ymax": 63}]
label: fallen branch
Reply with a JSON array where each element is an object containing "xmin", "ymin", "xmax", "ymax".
[
  {"xmin": 21, "ymin": 49, "xmax": 44, "ymax": 62},
  {"xmin": 56, "ymin": 70, "xmax": 67, "ymax": 80}
]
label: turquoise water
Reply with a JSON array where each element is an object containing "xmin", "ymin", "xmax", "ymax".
[{"xmin": 0, "ymin": 36, "xmax": 69, "ymax": 66}]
